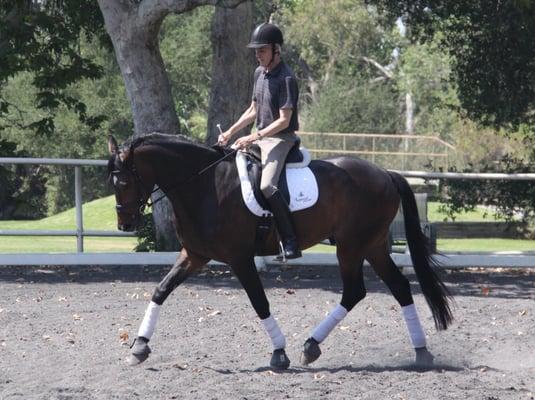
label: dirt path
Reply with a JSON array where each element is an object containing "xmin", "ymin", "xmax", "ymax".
[{"xmin": 0, "ymin": 264, "xmax": 534, "ymax": 400}]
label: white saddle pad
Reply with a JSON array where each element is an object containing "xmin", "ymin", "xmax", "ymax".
[{"xmin": 236, "ymin": 151, "xmax": 319, "ymax": 217}]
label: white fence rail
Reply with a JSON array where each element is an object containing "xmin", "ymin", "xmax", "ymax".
[
  {"xmin": 1, "ymin": 252, "xmax": 534, "ymax": 269},
  {"xmin": 394, "ymin": 170, "xmax": 535, "ymax": 181},
  {"xmin": 0, "ymin": 157, "xmax": 135, "ymax": 253},
  {"xmin": 0, "ymin": 157, "xmax": 534, "ymax": 267}
]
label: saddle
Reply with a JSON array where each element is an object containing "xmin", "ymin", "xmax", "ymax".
[
  {"xmin": 234, "ymin": 139, "xmax": 317, "ymax": 255},
  {"xmin": 244, "ymin": 138, "xmax": 312, "ymax": 210}
]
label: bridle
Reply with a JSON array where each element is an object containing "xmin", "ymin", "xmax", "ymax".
[
  {"xmin": 110, "ymin": 145, "xmax": 237, "ymax": 215},
  {"xmin": 110, "ymin": 160, "xmax": 158, "ymax": 215}
]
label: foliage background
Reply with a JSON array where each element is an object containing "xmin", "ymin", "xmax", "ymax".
[{"xmin": 0, "ymin": 0, "xmax": 534, "ymax": 230}]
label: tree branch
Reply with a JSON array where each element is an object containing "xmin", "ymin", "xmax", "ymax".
[
  {"xmin": 362, "ymin": 56, "xmax": 394, "ymax": 80},
  {"xmin": 139, "ymin": 0, "xmax": 248, "ymax": 24}
]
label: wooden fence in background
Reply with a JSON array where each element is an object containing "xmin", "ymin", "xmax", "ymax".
[{"xmin": 298, "ymin": 131, "xmax": 456, "ymax": 170}]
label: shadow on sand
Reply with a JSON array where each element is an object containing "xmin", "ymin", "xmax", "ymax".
[
  {"xmin": 0, "ymin": 263, "xmax": 534, "ymax": 300},
  {"xmin": 209, "ymin": 361, "xmax": 467, "ymax": 375}
]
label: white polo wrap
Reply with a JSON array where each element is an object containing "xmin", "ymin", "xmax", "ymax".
[
  {"xmin": 138, "ymin": 301, "xmax": 161, "ymax": 340},
  {"xmin": 311, "ymin": 304, "xmax": 348, "ymax": 343},
  {"xmin": 261, "ymin": 314, "xmax": 286, "ymax": 350},
  {"xmin": 402, "ymin": 303, "xmax": 426, "ymax": 348}
]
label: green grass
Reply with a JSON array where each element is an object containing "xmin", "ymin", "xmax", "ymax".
[
  {"xmin": 305, "ymin": 238, "xmax": 535, "ymax": 254},
  {"xmin": 0, "ymin": 196, "xmax": 137, "ymax": 253},
  {"xmin": 0, "ymin": 196, "xmax": 120, "ymax": 230},
  {"xmin": 428, "ymin": 201, "xmax": 504, "ymax": 222},
  {"xmin": 305, "ymin": 202, "xmax": 533, "ymax": 253},
  {"xmin": 0, "ymin": 236, "xmax": 136, "ymax": 253},
  {"xmin": 436, "ymin": 238, "xmax": 534, "ymax": 252},
  {"xmin": 0, "ymin": 197, "xmax": 533, "ymax": 253}
]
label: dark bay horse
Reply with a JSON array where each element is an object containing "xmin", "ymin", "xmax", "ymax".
[{"xmin": 107, "ymin": 133, "xmax": 453, "ymax": 370}]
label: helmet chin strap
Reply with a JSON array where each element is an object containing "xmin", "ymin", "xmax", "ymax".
[{"xmin": 266, "ymin": 43, "xmax": 280, "ymax": 71}]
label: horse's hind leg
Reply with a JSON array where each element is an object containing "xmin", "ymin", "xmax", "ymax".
[
  {"xmin": 301, "ymin": 245, "xmax": 366, "ymax": 365},
  {"xmin": 366, "ymin": 244, "xmax": 434, "ymax": 367},
  {"xmin": 127, "ymin": 248, "xmax": 208, "ymax": 366},
  {"xmin": 231, "ymin": 256, "xmax": 290, "ymax": 370}
]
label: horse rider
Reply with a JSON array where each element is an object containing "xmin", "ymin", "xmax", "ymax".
[{"xmin": 218, "ymin": 22, "xmax": 302, "ymax": 259}]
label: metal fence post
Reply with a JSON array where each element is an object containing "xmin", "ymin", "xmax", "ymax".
[{"xmin": 75, "ymin": 165, "xmax": 84, "ymax": 252}]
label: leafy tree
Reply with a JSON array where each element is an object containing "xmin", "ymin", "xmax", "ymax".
[
  {"xmin": 0, "ymin": 0, "xmax": 108, "ymax": 136},
  {"xmin": 0, "ymin": 138, "xmax": 46, "ymax": 219},
  {"xmin": 439, "ymin": 150, "xmax": 535, "ymax": 230},
  {"xmin": 278, "ymin": 0, "xmax": 460, "ymax": 139},
  {"xmin": 394, "ymin": 35, "xmax": 459, "ymax": 140},
  {"xmin": 1, "ymin": 0, "xmax": 250, "ymax": 249},
  {"xmin": 279, "ymin": 0, "xmax": 394, "ymax": 103},
  {"xmin": 96, "ymin": 0, "xmax": 250, "ymax": 250},
  {"xmin": 160, "ymin": 8, "xmax": 214, "ymax": 139},
  {"xmin": 370, "ymin": 0, "xmax": 535, "ymax": 130},
  {"xmin": 303, "ymin": 77, "xmax": 402, "ymax": 133},
  {"xmin": 275, "ymin": 0, "xmax": 405, "ymax": 134},
  {"xmin": 1, "ymin": 37, "xmax": 132, "ymax": 213}
]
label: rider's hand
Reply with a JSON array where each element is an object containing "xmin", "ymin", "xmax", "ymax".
[
  {"xmin": 217, "ymin": 131, "xmax": 231, "ymax": 146},
  {"xmin": 234, "ymin": 134, "xmax": 256, "ymax": 150}
]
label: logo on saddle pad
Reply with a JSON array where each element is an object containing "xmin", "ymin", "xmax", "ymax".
[
  {"xmin": 295, "ymin": 191, "xmax": 311, "ymax": 203},
  {"xmin": 236, "ymin": 151, "xmax": 318, "ymax": 217}
]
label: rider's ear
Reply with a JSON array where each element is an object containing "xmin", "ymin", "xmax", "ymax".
[{"xmin": 108, "ymin": 135, "xmax": 119, "ymax": 155}]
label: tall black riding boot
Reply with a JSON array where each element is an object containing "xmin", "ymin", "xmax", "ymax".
[{"xmin": 266, "ymin": 190, "xmax": 302, "ymax": 259}]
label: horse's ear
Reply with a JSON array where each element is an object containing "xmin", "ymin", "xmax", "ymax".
[{"xmin": 108, "ymin": 135, "xmax": 119, "ymax": 155}]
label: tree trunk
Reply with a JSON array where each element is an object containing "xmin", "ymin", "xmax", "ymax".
[
  {"xmin": 98, "ymin": 2, "xmax": 180, "ymax": 137},
  {"xmin": 98, "ymin": 0, "xmax": 247, "ymax": 250},
  {"xmin": 405, "ymin": 91, "xmax": 414, "ymax": 134},
  {"xmin": 206, "ymin": 1, "xmax": 255, "ymax": 144},
  {"xmin": 98, "ymin": 1, "xmax": 180, "ymax": 250}
]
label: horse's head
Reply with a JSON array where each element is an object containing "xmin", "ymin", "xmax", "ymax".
[{"xmin": 107, "ymin": 135, "xmax": 151, "ymax": 232}]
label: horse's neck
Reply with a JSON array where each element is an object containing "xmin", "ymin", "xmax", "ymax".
[
  {"xmin": 144, "ymin": 143, "xmax": 218, "ymax": 189},
  {"xmin": 140, "ymin": 144, "xmax": 240, "ymax": 254}
]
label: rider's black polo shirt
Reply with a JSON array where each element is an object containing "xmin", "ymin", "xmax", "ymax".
[{"xmin": 252, "ymin": 61, "xmax": 299, "ymax": 135}]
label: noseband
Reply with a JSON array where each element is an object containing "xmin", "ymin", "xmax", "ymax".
[{"xmin": 110, "ymin": 160, "xmax": 158, "ymax": 215}]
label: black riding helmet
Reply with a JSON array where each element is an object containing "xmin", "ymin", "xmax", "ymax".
[{"xmin": 247, "ymin": 23, "xmax": 284, "ymax": 48}]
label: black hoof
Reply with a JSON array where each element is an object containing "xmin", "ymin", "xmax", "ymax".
[
  {"xmin": 300, "ymin": 337, "xmax": 321, "ymax": 365},
  {"xmin": 126, "ymin": 336, "xmax": 151, "ymax": 366},
  {"xmin": 270, "ymin": 348, "xmax": 290, "ymax": 370},
  {"xmin": 415, "ymin": 347, "xmax": 434, "ymax": 367}
]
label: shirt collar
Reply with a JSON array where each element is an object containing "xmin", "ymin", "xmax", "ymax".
[{"xmin": 264, "ymin": 61, "xmax": 283, "ymax": 77}]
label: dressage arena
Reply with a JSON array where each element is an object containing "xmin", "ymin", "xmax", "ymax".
[{"xmin": 1, "ymin": 263, "xmax": 534, "ymax": 400}]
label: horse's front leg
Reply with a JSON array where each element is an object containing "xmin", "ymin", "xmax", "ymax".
[
  {"xmin": 232, "ymin": 257, "xmax": 290, "ymax": 370},
  {"xmin": 127, "ymin": 248, "xmax": 208, "ymax": 366}
]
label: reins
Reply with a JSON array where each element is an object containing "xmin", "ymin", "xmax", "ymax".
[{"xmin": 143, "ymin": 146, "xmax": 238, "ymax": 209}]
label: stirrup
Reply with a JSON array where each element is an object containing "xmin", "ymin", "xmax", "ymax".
[{"xmin": 275, "ymin": 241, "xmax": 287, "ymax": 263}]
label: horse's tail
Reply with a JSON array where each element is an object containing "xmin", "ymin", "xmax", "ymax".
[{"xmin": 389, "ymin": 171, "xmax": 453, "ymax": 330}]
